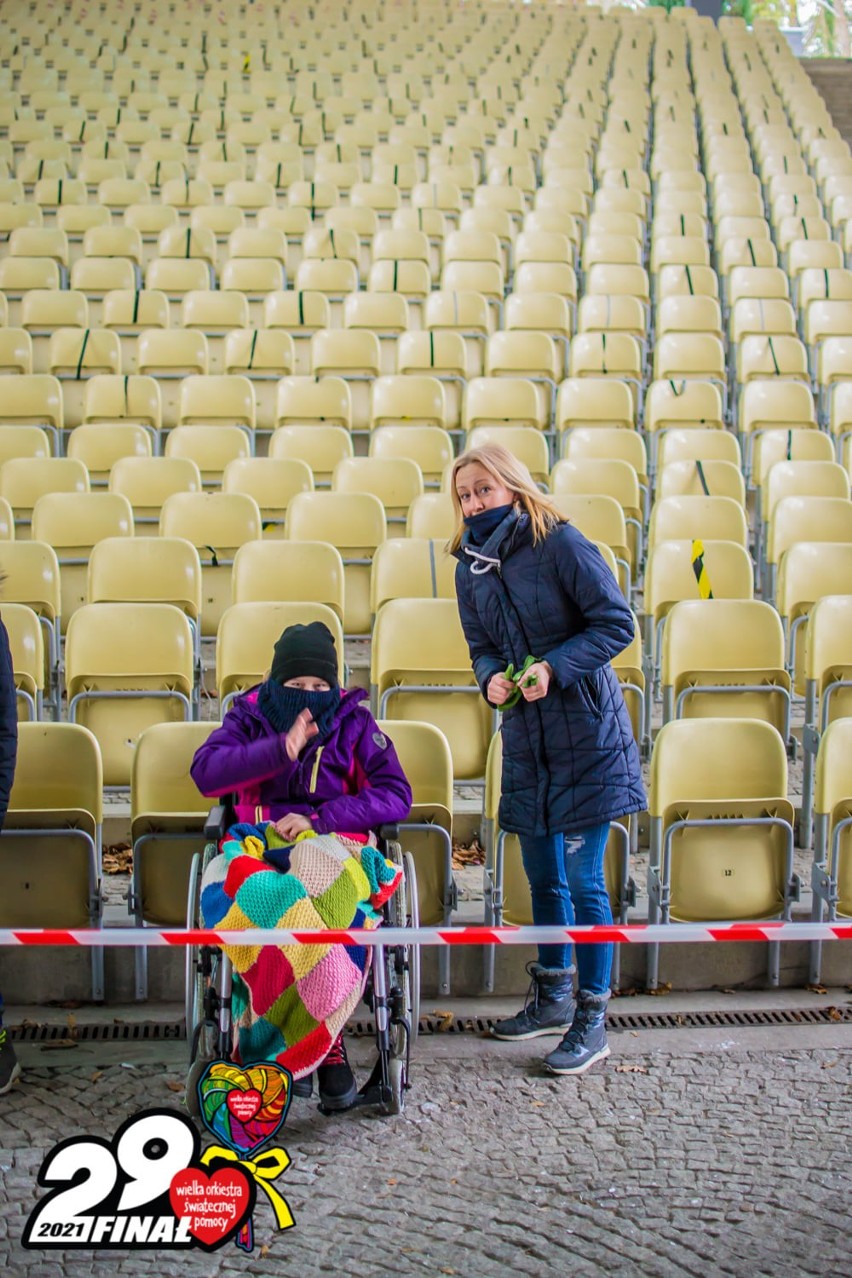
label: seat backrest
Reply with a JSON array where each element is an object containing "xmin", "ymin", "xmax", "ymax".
[
  {"xmin": 767, "ymin": 497, "xmax": 852, "ymax": 567},
  {"xmin": 644, "ymin": 539, "xmax": 755, "ymax": 620},
  {"xmin": 217, "ymin": 601, "xmax": 345, "ymax": 702},
  {"xmin": 8, "ymin": 721, "xmax": 102, "ymax": 821},
  {"xmin": 805, "ymin": 595, "xmax": 852, "ymax": 693},
  {"xmin": 650, "ymin": 495, "xmax": 749, "ymax": 548},
  {"xmin": 0, "ymin": 541, "xmax": 61, "ymax": 620},
  {"xmin": 650, "ymin": 717, "xmax": 788, "ymax": 814},
  {"xmin": 663, "ymin": 599, "xmax": 785, "ymax": 679},
  {"xmin": 131, "ymin": 721, "xmax": 221, "ymax": 823},
  {"xmin": 371, "ymin": 597, "xmax": 474, "ymax": 682},
  {"xmin": 232, "ymin": 539, "xmax": 345, "ymax": 619},
  {"xmin": 370, "ymin": 538, "xmax": 457, "ymax": 614},
  {"xmin": 159, "ymin": 491, "xmax": 262, "ymax": 554},
  {"xmin": 65, "ymin": 602, "xmax": 194, "ymax": 691},
  {"xmin": 88, "ymin": 536, "xmax": 202, "ymax": 617},
  {"xmin": 286, "ymin": 490, "xmax": 386, "ymax": 554}
]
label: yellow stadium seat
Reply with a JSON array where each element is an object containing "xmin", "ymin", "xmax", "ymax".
[
  {"xmin": 29, "ymin": 487, "xmax": 135, "ymax": 628},
  {"xmin": 801, "ymin": 596, "xmax": 852, "ymax": 848},
  {"xmin": 2, "ymin": 721, "xmax": 104, "ymax": 998},
  {"xmin": 648, "ymin": 718, "xmax": 797, "ymax": 988},
  {"xmin": 159, "ymin": 491, "xmax": 262, "ymax": 637},
  {"xmin": 129, "ymin": 720, "xmax": 221, "ymax": 998},
  {"xmin": 286, "ymin": 490, "xmax": 386, "ymax": 636},
  {"xmin": 371, "ymin": 597, "xmax": 492, "ymax": 784},
  {"xmin": 66, "ymin": 602, "xmax": 193, "ymax": 786},
  {"xmin": 231, "ymin": 539, "xmax": 345, "ymax": 621},
  {"xmin": 216, "ymin": 601, "xmax": 345, "ymax": 714},
  {"xmin": 661, "ymin": 598, "xmax": 790, "ymax": 742},
  {"xmin": 810, "ymin": 719, "xmax": 852, "ymax": 981}
]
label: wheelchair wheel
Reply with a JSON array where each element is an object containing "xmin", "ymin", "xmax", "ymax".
[
  {"xmin": 402, "ymin": 850, "xmax": 421, "ymax": 1046},
  {"xmin": 186, "ymin": 842, "xmax": 225, "ymax": 1066},
  {"xmin": 387, "ymin": 847, "xmax": 420, "ymax": 1055},
  {"xmin": 382, "ymin": 1053, "xmax": 406, "ymax": 1117}
]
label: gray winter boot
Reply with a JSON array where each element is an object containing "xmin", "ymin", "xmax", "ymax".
[
  {"xmin": 490, "ymin": 962, "xmax": 576, "ymax": 1040},
  {"xmin": 543, "ymin": 989, "xmax": 610, "ymax": 1075}
]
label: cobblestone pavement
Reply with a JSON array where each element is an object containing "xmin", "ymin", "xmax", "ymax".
[{"xmin": 1, "ymin": 1019, "xmax": 850, "ymax": 1278}]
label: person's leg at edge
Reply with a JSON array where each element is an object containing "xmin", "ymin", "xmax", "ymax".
[
  {"xmin": 0, "ymin": 991, "xmax": 22, "ymax": 1095},
  {"xmin": 490, "ymin": 833, "xmax": 576, "ymax": 1040},
  {"xmin": 544, "ymin": 822, "xmax": 613, "ymax": 1075}
]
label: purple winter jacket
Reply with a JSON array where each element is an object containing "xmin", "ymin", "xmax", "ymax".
[{"xmin": 190, "ymin": 686, "xmax": 412, "ymax": 834}]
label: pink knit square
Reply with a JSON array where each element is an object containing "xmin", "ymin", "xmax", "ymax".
[{"xmin": 297, "ymin": 946, "xmax": 362, "ymax": 1023}]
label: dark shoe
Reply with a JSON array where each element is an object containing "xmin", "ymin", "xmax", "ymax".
[
  {"xmin": 317, "ymin": 1034, "xmax": 358, "ymax": 1112},
  {"xmin": 544, "ymin": 990, "xmax": 611, "ymax": 1075},
  {"xmin": 292, "ymin": 1074, "xmax": 313, "ymax": 1098},
  {"xmin": 490, "ymin": 962, "xmax": 576, "ymax": 1040},
  {"xmin": 0, "ymin": 1028, "xmax": 22, "ymax": 1095}
]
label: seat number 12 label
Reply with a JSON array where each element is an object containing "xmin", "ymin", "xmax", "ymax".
[{"xmin": 23, "ymin": 1109, "xmax": 256, "ymax": 1251}]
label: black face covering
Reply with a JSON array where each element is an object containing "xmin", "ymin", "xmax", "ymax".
[
  {"xmin": 463, "ymin": 503, "xmax": 515, "ymax": 546},
  {"xmin": 256, "ymin": 681, "xmax": 342, "ymax": 740}
]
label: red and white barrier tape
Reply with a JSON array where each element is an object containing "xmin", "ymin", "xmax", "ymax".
[{"xmin": 0, "ymin": 923, "xmax": 850, "ymax": 947}]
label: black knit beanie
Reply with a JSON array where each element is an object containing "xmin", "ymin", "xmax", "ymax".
[{"xmin": 269, "ymin": 621, "xmax": 339, "ymax": 688}]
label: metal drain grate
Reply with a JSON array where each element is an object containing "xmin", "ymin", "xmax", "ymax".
[
  {"xmin": 9, "ymin": 1021, "xmax": 185, "ymax": 1043},
  {"xmin": 347, "ymin": 1004, "xmax": 852, "ymax": 1037},
  {"xmin": 8, "ymin": 1005, "xmax": 850, "ymax": 1044}
]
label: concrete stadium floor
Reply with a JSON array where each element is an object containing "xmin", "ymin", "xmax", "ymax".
[{"xmin": 1, "ymin": 991, "xmax": 850, "ymax": 1278}]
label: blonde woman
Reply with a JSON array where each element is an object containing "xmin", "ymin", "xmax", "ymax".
[{"xmin": 451, "ymin": 446, "xmax": 646, "ymax": 1074}]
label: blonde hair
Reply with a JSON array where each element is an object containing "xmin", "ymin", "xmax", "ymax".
[{"xmin": 448, "ymin": 445, "xmax": 562, "ymax": 552}]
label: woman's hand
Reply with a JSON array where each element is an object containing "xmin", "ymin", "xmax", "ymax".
[
  {"xmin": 283, "ymin": 708, "xmax": 318, "ymax": 761},
  {"xmin": 487, "ymin": 672, "xmax": 517, "ymax": 706},
  {"xmin": 274, "ymin": 813, "xmax": 314, "ymax": 841},
  {"xmin": 519, "ymin": 661, "xmax": 552, "ymax": 702}
]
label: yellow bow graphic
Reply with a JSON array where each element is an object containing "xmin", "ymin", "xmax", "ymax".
[{"xmin": 200, "ymin": 1144, "xmax": 295, "ymax": 1231}]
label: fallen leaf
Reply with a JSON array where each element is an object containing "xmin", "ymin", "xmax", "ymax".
[
  {"xmin": 258, "ymin": 1244, "xmax": 271, "ymax": 1259},
  {"xmin": 615, "ymin": 1063, "xmax": 649, "ymax": 1074},
  {"xmin": 431, "ymin": 1009, "xmax": 454, "ymax": 1032},
  {"xmin": 530, "ymin": 1099, "xmax": 545, "ymax": 1107},
  {"xmin": 441, "ymin": 1269, "xmax": 456, "ymax": 1276},
  {"xmin": 386, "ymin": 1178, "xmax": 397, "ymax": 1186},
  {"xmin": 720, "ymin": 988, "xmax": 738, "ymax": 995},
  {"xmin": 90, "ymin": 1070, "xmax": 103, "ymax": 1083},
  {"xmin": 630, "ymin": 1031, "xmax": 640, "ymax": 1038},
  {"xmin": 646, "ymin": 983, "xmax": 672, "ymax": 996},
  {"xmin": 66, "ymin": 1014, "xmax": 78, "ymax": 1041},
  {"xmin": 807, "ymin": 984, "xmax": 828, "ymax": 995},
  {"xmin": 41, "ymin": 1039, "xmax": 79, "ymax": 1051},
  {"xmin": 103, "ymin": 842, "xmax": 133, "ymax": 875},
  {"xmin": 821, "ymin": 1060, "xmax": 837, "ymax": 1069},
  {"xmin": 826, "ymin": 1006, "xmax": 843, "ymax": 1022},
  {"xmin": 166, "ymin": 1080, "xmax": 184, "ymax": 1093}
]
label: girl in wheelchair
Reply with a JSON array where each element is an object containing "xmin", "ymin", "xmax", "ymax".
[{"xmin": 190, "ymin": 620, "xmax": 412, "ymax": 1112}]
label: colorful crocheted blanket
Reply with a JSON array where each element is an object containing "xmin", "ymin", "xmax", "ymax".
[{"xmin": 200, "ymin": 822, "xmax": 403, "ymax": 1080}]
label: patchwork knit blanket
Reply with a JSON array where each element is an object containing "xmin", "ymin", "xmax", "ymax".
[{"xmin": 200, "ymin": 823, "xmax": 403, "ymax": 1080}]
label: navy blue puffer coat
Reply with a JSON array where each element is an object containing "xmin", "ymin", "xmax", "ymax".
[{"xmin": 454, "ymin": 507, "xmax": 647, "ymax": 837}]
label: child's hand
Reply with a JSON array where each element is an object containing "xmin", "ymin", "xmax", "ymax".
[
  {"xmin": 487, "ymin": 672, "xmax": 517, "ymax": 706},
  {"xmin": 284, "ymin": 708, "xmax": 318, "ymax": 761},
  {"xmin": 519, "ymin": 661, "xmax": 552, "ymax": 702},
  {"xmin": 274, "ymin": 813, "xmax": 314, "ymax": 841}
]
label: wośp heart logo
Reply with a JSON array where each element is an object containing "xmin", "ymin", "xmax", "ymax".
[{"xmin": 23, "ymin": 1062, "xmax": 296, "ymax": 1254}]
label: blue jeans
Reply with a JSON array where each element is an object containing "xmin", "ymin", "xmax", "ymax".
[{"xmin": 519, "ymin": 822, "xmax": 612, "ymax": 994}]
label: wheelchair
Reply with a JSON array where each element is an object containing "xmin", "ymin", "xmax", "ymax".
[{"xmin": 185, "ymin": 803, "xmax": 420, "ymax": 1116}]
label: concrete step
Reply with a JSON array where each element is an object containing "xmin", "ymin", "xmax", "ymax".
[{"xmin": 801, "ymin": 58, "xmax": 852, "ymax": 144}]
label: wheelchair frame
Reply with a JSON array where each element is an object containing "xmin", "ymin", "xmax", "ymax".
[{"xmin": 185, "ymin": 806, "xmax": 420, "ymax": 1116}]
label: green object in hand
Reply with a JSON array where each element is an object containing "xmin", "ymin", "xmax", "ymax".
[{"xmin": 497, "ymin": 655, "xmax": 540, "ymax": 711}]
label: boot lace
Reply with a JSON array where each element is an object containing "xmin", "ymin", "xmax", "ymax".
[
  {"xmin": 324, "ymin": 1034, "xmax": 348, "ymax": 1067},
  {"xmin": 559, "ymin": 1004, "xmax": 592, "ymax": 1049},
  {"xmin": 522, "ymin": 963, "xmax": 542, "ymax": 1015}
]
